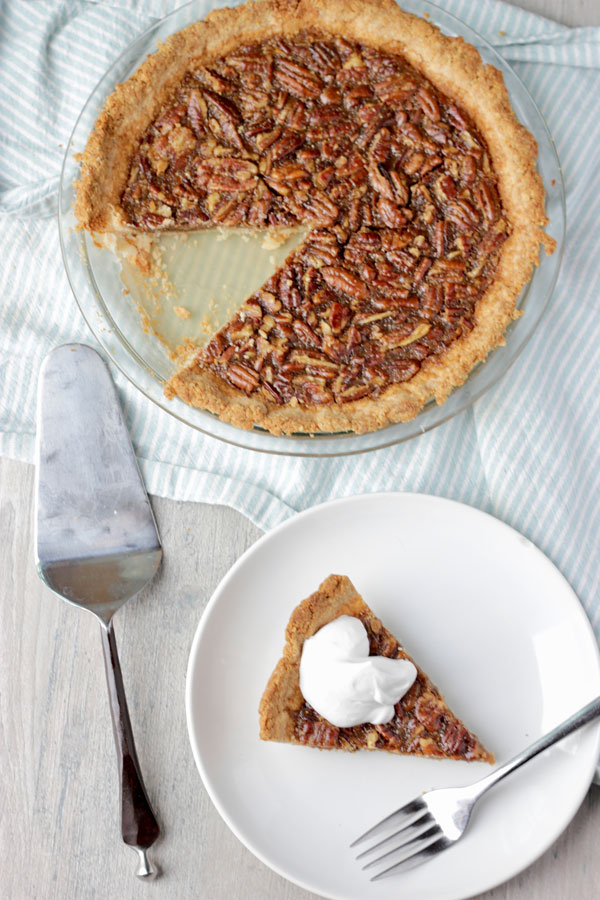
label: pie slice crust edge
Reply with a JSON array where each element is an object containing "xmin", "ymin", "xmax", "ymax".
[
  {"xmin": 74, "ymin": 0, "xmax": 554, "ymax": 436},
  {"xmin": 259, "ymin": 574, "xmax": 494, "ymax": 762}
]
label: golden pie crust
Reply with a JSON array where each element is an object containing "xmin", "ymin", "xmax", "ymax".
[
  {"xmin": 259, "ymin": 574, "xmax": 494, "ymax": 762},
  {"xmin": 75, "ymin": 0, "xmax": 553, "ymax": 436}
]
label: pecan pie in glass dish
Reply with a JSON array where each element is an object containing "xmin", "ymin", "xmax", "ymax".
[
  {"xmin": 74, "ymin": 0, "xmax": 554, "ymax": 436},
  {"xmin": 259, "ymin": 574, "xmax": 494, "ymax": 762}
]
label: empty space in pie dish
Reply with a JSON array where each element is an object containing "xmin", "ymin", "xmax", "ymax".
[{"xmin": 101, "ymin": 226, "xmax": 309, "ymax": 365}]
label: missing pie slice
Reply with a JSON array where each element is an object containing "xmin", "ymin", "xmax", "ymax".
[
  {"xmin": 75, "ymin": 0, "xmax": 553, "ymax": 435},
  {"xmin": 259, "ymin": 574, "xmax": 494, "ymax": 762}
]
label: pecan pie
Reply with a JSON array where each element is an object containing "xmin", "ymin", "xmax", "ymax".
[
  {"xmin": 75, "ymin": 0, "xmax": 553, "ymax": 435},
  {"xmin": 259, "ymin": 574, "xmax": 494, "ymax": 762}
]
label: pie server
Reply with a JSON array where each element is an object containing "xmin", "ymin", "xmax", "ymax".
[{"xmin": 34, "ymin": 343, "xmax": 162, "ymax": 879}]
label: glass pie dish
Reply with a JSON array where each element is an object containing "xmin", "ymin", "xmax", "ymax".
[{"xmin": 58, "ymin": 0, "xmax": 565, "ymax": 457}]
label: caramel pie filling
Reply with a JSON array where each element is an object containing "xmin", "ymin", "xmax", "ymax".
[{"xmin": 121, "ymin": 31, "xmax": 509, "ymax": 409}]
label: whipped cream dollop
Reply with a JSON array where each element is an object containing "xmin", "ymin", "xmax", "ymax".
[{"xmin": 299, "ymin": 615, "xmax": 417, "ymax": 728}]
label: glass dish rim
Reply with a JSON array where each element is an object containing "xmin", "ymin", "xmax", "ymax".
[{"xmin": 58, "ymin": 0, "xmax": 566, "ymax": 458}]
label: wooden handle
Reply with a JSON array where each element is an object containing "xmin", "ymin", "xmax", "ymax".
[{"xmin": 101, "ymin": 620, "xmax": 160, "ymax": 869}]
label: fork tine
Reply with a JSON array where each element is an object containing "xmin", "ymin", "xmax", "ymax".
[
  {"xmin": 362, "ymin": 823, "xmax": 441, "ymax": 871},
  {"xmin": 370, "ymin": 835, "xmax": 452, "ymax": 881},
  {"xmin": 350, "ymin": 797, "xmax": 427, "ymax": 848},
  {"xmin": 355, "ymin": 812, "xmax": 433, "ymax": 860}
]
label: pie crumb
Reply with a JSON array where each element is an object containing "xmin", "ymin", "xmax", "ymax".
[{"xmin": 261, "ymin": 228, "xmax": 294, "ymax": 250}]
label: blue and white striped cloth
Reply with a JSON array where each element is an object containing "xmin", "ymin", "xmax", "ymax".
[{"xmin": 1, "ymin": 1, "xmax": 600, "ymax": 649}]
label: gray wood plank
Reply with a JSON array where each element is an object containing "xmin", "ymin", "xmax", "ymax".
[{"xmin": 1, "ymin": 455, "xmax": 314, "ymax": 900}]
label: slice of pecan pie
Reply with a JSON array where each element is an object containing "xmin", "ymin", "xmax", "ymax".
[
  {"xmin": 75, "ymin": 0, "xmax": 553, "ymax": 435},
  {"xmin": 259, "ymin": 574, "xmax": 494, "ymax": 762}
]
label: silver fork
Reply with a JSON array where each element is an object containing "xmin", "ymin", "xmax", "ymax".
[{"xmin": 352, "ymin": 695, "xmax": 600, "ymax": 881}]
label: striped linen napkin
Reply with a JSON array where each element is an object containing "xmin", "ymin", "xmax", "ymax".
[{"xmin": 1, "ymin": 0, "xmax": 600, "ymax": 655}]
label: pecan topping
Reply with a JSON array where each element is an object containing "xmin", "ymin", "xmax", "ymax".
[
  {"xmin": 321, "ymin": 266, "xmax": 369, "ymax": 299},
  {"xmin": 226, "ymin": 363, "xmax": 259, "ymax": 392},
  {"xmin": 196, "ymin": 157, "xmax": 258, "ymax": 192},
  {"xmin": 121, "ymin": 30, "xmax": 510, "ymax": 412},
  {"xmin": 296, "ymin": 713, "xmax": 339, "ymax": 748},
  {"xmin": 204, "ymin": 90, "xmax": 246, "ymax": 151},
  {"xmin": 274, "ymin": 59, "xmax": 323, "ymax": 99}
]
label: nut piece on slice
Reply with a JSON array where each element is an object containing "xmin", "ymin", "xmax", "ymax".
[{"xmin": 259, "ymin": 574, "xmax": 494, "ymax": 762}]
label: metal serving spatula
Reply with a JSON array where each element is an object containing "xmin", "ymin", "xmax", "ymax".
[{"xmin": 34, "ymin": 344, "xmax": 162, "ymax": 879}]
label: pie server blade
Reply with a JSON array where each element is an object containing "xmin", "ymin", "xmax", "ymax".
[{"xmin": 35, "ymin": 343, "xmax": 162, "ymax": 879}]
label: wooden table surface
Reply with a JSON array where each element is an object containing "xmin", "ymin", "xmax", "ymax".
[{"xmin": 2, "ymin": 2, "xmax": 599, "ymax": 899}]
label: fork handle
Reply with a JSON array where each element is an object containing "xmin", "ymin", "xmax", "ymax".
[
  {"xmin": 101, "ymin": 620, "xmax": 160, "ymax": 877},
  {"xmin": 474, "ymin": 695, "xmax": 600, "ymax": 798}
]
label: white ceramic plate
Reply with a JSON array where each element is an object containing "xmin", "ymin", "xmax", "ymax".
[{"xmin": 186, "ymin": 494, "xmax": 600, "ymax": 900}]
